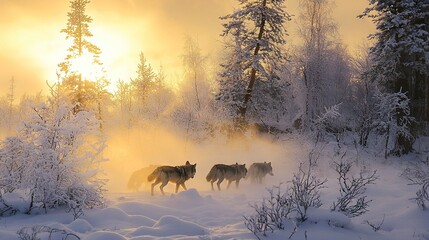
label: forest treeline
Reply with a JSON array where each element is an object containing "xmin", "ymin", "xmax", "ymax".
[{"xmin": 0, "ymin": 0, "xmax": 428, "ymax": 155}]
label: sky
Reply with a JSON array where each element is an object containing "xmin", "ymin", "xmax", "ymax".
[{"xmin": 0, "ymin": 0, "xmax": 374, "ymax": 97}]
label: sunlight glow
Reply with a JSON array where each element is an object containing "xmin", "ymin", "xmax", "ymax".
[{"xmin": 69, "ymin": 51, "xmax": 104, "ymax": 82}]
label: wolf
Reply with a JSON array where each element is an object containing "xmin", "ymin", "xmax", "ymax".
[
  {"xmin": 127, "ymin": 165, "xmax": 159, "ymax": 192},
  {"xmin": 206, "ymin": 163, "xmax": 247, "ymax": 191},
  {"xmin": 147, "ymin": 161, "xmax": 197, "ymax": 196},
  {"xmin": 247, "ymin": 162, "xmax": 274, "ymax": 184}
]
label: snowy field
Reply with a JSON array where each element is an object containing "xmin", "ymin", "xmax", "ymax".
[{"xmin": 0, "ymin": 136, "xmax": 428, "ymax": 240}]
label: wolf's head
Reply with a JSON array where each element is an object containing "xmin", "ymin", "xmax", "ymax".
[
  {"xmin": 265, "ymin": 161, "xmax": 274, "ymax": 176},
  {"xmin": 238, "ymin": 163, "xmax": 247, "ymax": 178},
  {"xmin": 185, "ymin": 161, "xmax": 197, "ymax": 178}
]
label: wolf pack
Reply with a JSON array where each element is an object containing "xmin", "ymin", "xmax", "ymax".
[{"xmin": 128, "ymin": 161, "xmax": 274, "ymax": 196}]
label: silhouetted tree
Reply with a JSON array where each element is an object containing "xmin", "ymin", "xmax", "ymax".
[{"xmin": 58, "ymin": 0, "xmax": 109, "ymax": 118}]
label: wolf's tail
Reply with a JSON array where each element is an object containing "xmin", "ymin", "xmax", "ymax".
[
  {"xmin": 206, "ymin": 166, "xmax": 217, "ymax": 182},
  {"xmin": 147, "ymin": 167, "xmax": 160, "ymax": 182}
]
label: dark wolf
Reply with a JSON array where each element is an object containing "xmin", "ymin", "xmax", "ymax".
[
  {"xmin": 247, "ymin": 162, "xmax": 273, "ymax": 184},
  {"xmin": 147, "ymin": 161, "xmax": 197, "ymax": 196},
  {"xmin": 206, "ymin": 163, "xmax": 247, "ymax": 191},
  {"xmin": 127, "ymin": 165, "xmax": 159, "ymax": 192}
]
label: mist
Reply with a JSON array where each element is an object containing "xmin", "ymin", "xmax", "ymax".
[{"xmin": 102, "ymin": 123, "xmax": 300, "ymax": 193}]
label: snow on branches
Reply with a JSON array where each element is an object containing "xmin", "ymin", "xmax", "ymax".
[{"xmin": 0, "ymin": 99, "xmax": 106, "ymax": 217}]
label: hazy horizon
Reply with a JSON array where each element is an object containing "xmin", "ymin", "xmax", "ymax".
[{"xmin": 0, "ymin": 0, "xmax": 374, "ymax": 97}]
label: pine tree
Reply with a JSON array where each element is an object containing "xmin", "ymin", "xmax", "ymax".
[
  {"xmin": 360, "ymin": 0, "xmax": 429, "ymax": 153},
  {"xmin": 58, "ymin": 0, "xmax": 109, "ymax": 115},
  {"xmin": 130, "ymin": 52, "xmax": 156, "ymax": 117},
  {"xmin": 59, "ymin": 0, "xmax": 101, "ymax": 74},
  {"xmin": 218, "ymin": 0, "xmax": 291, "ymax": 131}
]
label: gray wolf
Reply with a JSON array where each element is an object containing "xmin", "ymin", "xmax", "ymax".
[
  {"xmin": 127, "ymin": 165, "xmax": 159, "ymax": 192},
  {"xmin": 247, "ymin": 162, "xmax": 273, "ymax": 184},
  {"xmin": 147, "ymin": 161, "xmax": 197, "ymax": 196},
  {"xmin": 206, "ymin": 163, "xmax": 247, "ymax": 190}
]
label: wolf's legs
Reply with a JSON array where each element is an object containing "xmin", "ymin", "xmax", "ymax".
[
  {"xmin": 226, "ymin": 180, "xmax": 232, "ymax": 189},
  {"xmin": 210, "ymin": 181, "xmax": 215, "ymax": 191},
  {"xmin": 217, "ymin": 177, "xmax": 224, "ymax": 191},
  {"xmin": 151, "ymin": 179, "xmax": 162, "ymax": 196},
  {"xmin": 235, "ymin": 180, "xmax": 240, "ymax": 188},
  {"xmin": 175, "ymin": 183, "xmax": 180, "ymax": 193},
  {"xmin": 160, "ymin": 180, "xmax": 168, "ymax": 195},
  {"xmin": 180, "ymin": 183, "xmax": 187, "ymax": 191}
]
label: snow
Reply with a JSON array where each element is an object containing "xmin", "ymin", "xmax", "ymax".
[{"xmin": 0, "ymin": 138, "xmax": 429, "ymax": 240}]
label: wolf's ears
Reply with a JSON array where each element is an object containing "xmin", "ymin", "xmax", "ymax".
[{"xmin": 186, "ymin": 161, "xmax": 190, "ymax": 165}]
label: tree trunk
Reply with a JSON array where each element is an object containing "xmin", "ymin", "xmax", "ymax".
[{"xmin": 236, "ymin": 0, "xmax": 267, "ymax": 129}]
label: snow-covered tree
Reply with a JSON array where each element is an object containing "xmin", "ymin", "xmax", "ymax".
[
  {"xmin": 144, "ymin": 65, "xmax": 174, "ymax": 120},
  {"xmin": 293, "ymin": 0, "xmax": 351, "ymax": 131},
  {"xmin": 360, "ymin": 0, "xmax": 429, "ymax": 152},
  {"xmin": 131, "ymin": 52, "xmax": 156, "ymax": 117},
  {"xmin": 373, "ymin": 89, "xmax": 414, "ymax": 158},
  {"xmin": 0, "ymin": 94, "xmax": 106, "ymax": 216},
  {"xmin": 114, "ymin": 79, "xmax": 133, "ymax": 127},
  {"xmin": 349, "ymin": 44, "xmax": 377, "ymax": 147},
  {"xmin": 217, "ymin": 0, "xmax": 291, "ymax": 130},
  {"xmin": 173, "ymin": 37, "xmax": 216, "ymax": 141},
  {"xmin": 58, "ymin": 0, "xmax": 110, "ymax": 118}
]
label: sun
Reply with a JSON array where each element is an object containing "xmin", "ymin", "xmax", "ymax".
[{"xmin": 69, "ymin": 51, "xmax": 105, "ymax": 82}]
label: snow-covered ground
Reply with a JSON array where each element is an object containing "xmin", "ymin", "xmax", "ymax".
[{"xmin": 1, "ymin": 136, "xmax": 428, "ymax": 240}]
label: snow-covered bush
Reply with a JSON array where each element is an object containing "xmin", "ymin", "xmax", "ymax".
[
  {"xmin": 0, "ymin": 99, "xmax": 106, "ymax": 216},
  {"xmin": 313, "ymin": 103, "xmax": 345, "ymax": 145},
  {"xmin": 403, "ymin": 161, "xmax": 429, "ymax": 209},
  {"xmin": 289, "ymin": 152, "xmax": 327, "ymax": 222},
  {"xmin": 244, "ymin": 185, "xmax": 293, "ymax": 239},
  {"xmin": 331, "ymin": 158, "xmax": 378, "ymax": 217},
  {"xmin": 244, "ymin": 151, "xmax": 327, "ymax": 238},
  {"xmin": 17, "ymin": 225, "xmax": 80, "ymax": 240}
]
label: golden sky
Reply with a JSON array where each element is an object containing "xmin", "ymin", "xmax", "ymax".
[{"xmin": 0, "ymin": 0, "xmax": 374, "ymax": 97}]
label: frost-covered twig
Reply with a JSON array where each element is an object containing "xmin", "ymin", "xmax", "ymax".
[
  {"xmin": 331, "ymin": 158, "xmax": 378, "ymax": 217},
  {"xmin": 244, "ymin": 184, "xmax": 292, "ymax": 239},
  {"xmin": 402, "ymin": 163, "xmax": 429, "ymax": 209},
  {"xmin": 289, "ymin": 151, "xmax": 327, "ymax": 222},
  {"xmin": 364, "ymin": 215, "xmax": 385, "ymax": 232},
  {"xmin": 17, "ymin": 225, "xmax": 80, "ymax": 240}
]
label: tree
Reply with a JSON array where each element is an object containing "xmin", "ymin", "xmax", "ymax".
[
  {"xmin": 58, "ymin": 0, "xmax": 109, "ymax": 117},
  {"xmin": 59, "ymin": 0, "xmax": 101, "ymax": 74},
  {"xmin": 349, "ymin": 44, "xmax": 377, "ymax": 146},
  {"xmin": 181, "ymin": 36, "xmax": 209, "ymax": 111},
  {"xmin": 218, "ymin": 0, "xmax": 291, "ymax": 130},
  {"xmin": 360, "ymin": 0, "xmax": 429, "ymax": 153},
  {"xmin": 6, "ymin": 77, "xmax": 15, "ymax": 134},
  {"xmin": 173, "ymin": 37, "xmax": 216, "ymax": 141},
  {"xmin": 130, "ymin": 52, "xmax": 156, "ymax": 118},
  {"xmin": 146, "ymin": 65, "xmax": 174, "ymax": 120},
  {"xmin": 114, "ymin": 79, "xmax": 133, "ymax": 127},
  {"xmin": 373, "ymin": 89, "xmax": 414, "ymax": 158},
  {"xmin": 294, "ymin": 0, "xmax": 351, "ymax": 131}
]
